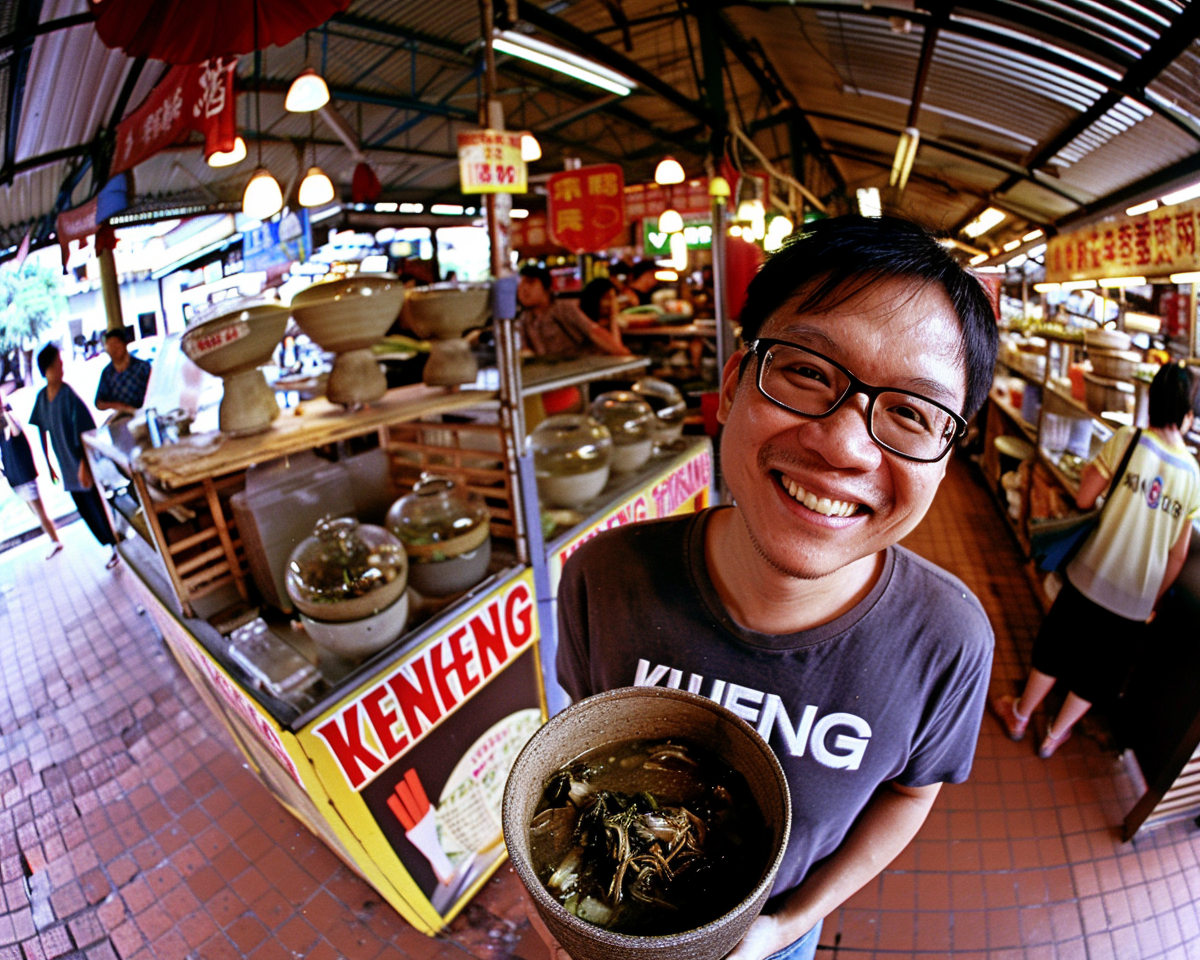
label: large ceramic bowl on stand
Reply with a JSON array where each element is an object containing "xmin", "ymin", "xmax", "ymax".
[
  {"xmin": 289, "ymin": 275, "xmax": 406, "ymax": 406},
  {"xmin": 400, "ymin": 284, "xmax": 491, "ymax": 386},
  {"xmin": 285, "ymin": 516, "xmax": 410, "ymax": 660},
  {"xmin": 502, "ymin": 687, "xmax": 791, "ymax": 960},
  {"xmin": 180, "ymin": 301, "xmax": 290, "ymax": 435}
]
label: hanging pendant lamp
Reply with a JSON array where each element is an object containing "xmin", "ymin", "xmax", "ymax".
[
  {"xmin": 242, "ymin": 9, "xmax": 282, "ymax": 221},
  {"xmin": 285, "ymin": 68, "xmax": 330, "ymax": 112}
]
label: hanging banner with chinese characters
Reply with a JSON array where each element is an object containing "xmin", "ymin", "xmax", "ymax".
[
  {"xmin": 548, "ymin": 164, "xmax": 626, "ymax": 253},
  {"xmin": 111, "ymin": 58, "xmax": 237, "ymax": 175},
  {"xmin": 457, "ymin": 130, "xmax": 527, "ymax": 194},
  {"xmin": 624, "ymin": 179, "xmax": 711, "ymax": 220},
  {"xmin": 1045, "ymin": 199, "xmax": 1200, "ymax": 282}
]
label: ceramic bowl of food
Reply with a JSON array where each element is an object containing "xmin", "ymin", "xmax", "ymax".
[
  {"xmin": 502, "ymin": 687, "xmax": 791, "ymax": 960},
  {"xmin": 289, "ymin": 275, "xmax": 406, "ymax": 405},
  {"xmin": 180, "ymin": 301, "xmax": 290, "ymax": 435}
]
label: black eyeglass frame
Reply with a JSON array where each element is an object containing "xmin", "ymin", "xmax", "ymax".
[{"xmin": 749, "ymin": 338, "xmax": 968, "ymax": 463}]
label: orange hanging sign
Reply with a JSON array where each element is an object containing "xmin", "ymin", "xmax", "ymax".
[{"xmin": 547, "ymin": 164, "xmax": 627, "ymax": 253}]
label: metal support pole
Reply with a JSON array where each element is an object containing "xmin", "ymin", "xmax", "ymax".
[{"xmin": 99, "ymin": 247, "xmax": 124, "ymax": 332}]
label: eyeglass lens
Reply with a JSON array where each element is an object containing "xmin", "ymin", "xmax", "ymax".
[{"xmin": 759, "ymin": 343, "xmax": 958, "ymax": 460}]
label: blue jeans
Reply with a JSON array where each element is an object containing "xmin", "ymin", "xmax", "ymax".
[{"xmin": 765, "ymin": 918, "xmax": 823, "ymax": 960}]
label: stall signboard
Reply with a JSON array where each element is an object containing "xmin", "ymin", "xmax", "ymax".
[
  {"xmin": 643, "ymin": 214, "xmax": 713, "ymax": 255},
  {"xmin": 548, "ymin": 164, "xmax": 626, "ymax": 253},
  {"xmin": 111, "ymin": 58, "xmax": 237, "ymax": 175},
  {"xmin": 625, "ymin": 179, "xmax": 711, "ymax": 219},
  {"xmin": 299, "ymin": 568, "xmax": 545, "ymax": 932},
  {"xmin": 548, "ymin": 441, "xmax": 713, "ymax": 591},
  {"xmin": 1046, "ymin": 198, "xmax": 1200, "ymax": 282},
  {"xmin": 457, "ymin": 130, "xmax": 527, "ymax": 194},
  {"xmin": 511, "ymin": 211, "xmax": 550, "ymax": 251},
  {"xmin": 243, "ymin": 208, "xmax": 313, "ymax": 273}
]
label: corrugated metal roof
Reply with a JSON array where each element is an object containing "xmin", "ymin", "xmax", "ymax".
[{"xmin": 2, "ymin": 0, "xmax": 1200, "ymax": 254}]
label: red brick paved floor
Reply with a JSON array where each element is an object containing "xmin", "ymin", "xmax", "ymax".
[{"xmin": 2, "ymin": 456, "xmax": 1200, "ymax": 959}]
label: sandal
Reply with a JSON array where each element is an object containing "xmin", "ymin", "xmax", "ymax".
[
  {"xmin": 45, "ymin": 542, "xmax": 63, "ymax": 560},
  {"xmin": 990, "ymin": 694, "xmax": 1029, "ymax": 741},
  {"xmin": 105, "ymin": 551, "xmax": 120, "ymax": 569},
  {"xmin": 1038, "ymin": 723, "xmax": 1073, "ymax": 759}
]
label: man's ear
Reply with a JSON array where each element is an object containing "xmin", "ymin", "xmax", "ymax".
[{"xmin": 717, "ymin": 347, "xmax": 748, "ymax": 424}]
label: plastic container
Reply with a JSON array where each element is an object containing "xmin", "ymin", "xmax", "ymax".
[
  {"xmin": 342, "ymin": 446, "xmax": 395, "ymax": 526},
  {"xmin": 588, "ymin": 391, "xmax": 655, "ymax": 473},
  {"xmin": 530, "ymin": 415, "xmax": 613, "ymax": 508},
  {"xmin": 286, "ymin": 516, "xmax": 410, "ymax": 660},
  {"xmin": 226, "ymin": 617, "xmax": 321, "ymax": 703},
  {"xmin": 386, "ymin": 474, "xmax": 492, "ymax": 597},
  {"xmin": 231, "ymin": 452, "xmax": 355, "ymax": 612},
  {"xmin": 1020, "ymin": 383, "xmax": 1042, "ymax": 424}
]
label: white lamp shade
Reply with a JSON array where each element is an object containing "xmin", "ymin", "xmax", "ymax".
[
  {"xmin": 658, "ymin": 208, "xmax": 683, "ymax": 233},
  {"xmin": 299, "ymin": 166, "xmax": 335, "ymax": 207},
  {"xmin": 736, "ymin": 198, "xmax": 764, "ymax": 222},
  {"xmin": 655, "ymin": 157, "xmax": 685, "ymax": 185},
  {"xmin": 521, "ymin": 133, "xmax": 542, "ymax": 162},
  {"xmin": 207, "ymin": 136, "xmax": 247, "ymax": 168},
  {"xmin": 668, "ymin": 232, "xmax": 688, "ymax": 270},
  {"xmin": 285, "ymin": 69, "xmax": 330, "ymax": 112},
  {"xmin": 243, "ymin": 167, "xmax": 283, "ymax": 219}
]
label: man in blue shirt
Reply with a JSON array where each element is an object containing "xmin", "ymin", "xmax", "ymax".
[
  {"xmin": 95, "ymin": 329, "xmax": 152, "ymax": 416},
  {"xmin": 31, "ymin": 344, "xmax": 119, "ymax": 569}
]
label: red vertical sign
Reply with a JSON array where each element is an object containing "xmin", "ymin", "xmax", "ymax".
[{"xmin": 547, "ymin": 164, "xmax": 626, "ymax": 253}]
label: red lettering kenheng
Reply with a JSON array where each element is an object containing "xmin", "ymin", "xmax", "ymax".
[{"xmin": 313, "ymin": 579, "xmax": 535, "ymax": 790}]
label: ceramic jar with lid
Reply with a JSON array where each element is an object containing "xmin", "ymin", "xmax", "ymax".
[
  {"xmin": 530, "ymin": 415, "xmax": 613, "ymax": 508},
  {"xmin": 630, "ymin": 376, "xmax": 687, "ymax": 444},
  {"xmin": 386, "ymin": 474, "xmax": 492, "ymax": 596},
  {"xmin": 588, "ymin": 391, "xmax": 655, "ymax": 473},
  {"xmin": 285, "ymin": 516, "xmax": 409, "ymax": 659}
]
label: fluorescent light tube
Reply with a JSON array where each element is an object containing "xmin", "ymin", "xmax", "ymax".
[{"xmin": 494, "ymin": 32, "xmax": 634, "ymax": 96}]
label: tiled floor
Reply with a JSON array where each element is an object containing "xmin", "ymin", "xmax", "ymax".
[{"xmin": 1, "ymin": 456, "xmax": 1199, "ymax": 959}]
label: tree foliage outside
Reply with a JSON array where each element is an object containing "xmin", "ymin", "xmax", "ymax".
[{"xmin": 0, "ymin": 262, "xmax": 66, "ymax": 353}]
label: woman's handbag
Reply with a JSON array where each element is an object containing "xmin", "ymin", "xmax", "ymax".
[{"xmin": 1029, "ymin": 428, "xmax": 1140, "ymax": 573}]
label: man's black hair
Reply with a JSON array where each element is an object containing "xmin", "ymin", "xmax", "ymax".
[
  {"xmin": 519, "ymin": 263, "xmax": 552, "ymax": 291},
  {"xmin": 630, "ymin": 259, "xmax": 658, "ymax": 280},
  {"xmin": 104, "ymin": 327, "xmax": 130, "ymax": 343},
  {"xmin": 37, "ymin": 343, "xmax": 59, "ymax": 376},
  {"xmin": 737, "ymin": 215, "xmax": 999, "ymax": 418},
  {"xmin": 1148, "ymin": 361, "xmax": 1195, "ymax": 428}
]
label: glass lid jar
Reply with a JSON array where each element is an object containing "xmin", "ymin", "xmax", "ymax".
[
  {"xmin": 286, "ymin": 516, "xmax": 408, "ymax": 622},
  {"xmin": 630, "ymin": 377, "xmax": 687, "ymax": 431},
  {"xmin": 530, "ymin": 415, "xmax": 613, "ymax": 477},
  {"xmin": 588, "ymin": 392, "xmax": 654, "ymax": 446},
  {"xmin": 386, "ymin": 473, "xmax": 491, "ymax": 564}
]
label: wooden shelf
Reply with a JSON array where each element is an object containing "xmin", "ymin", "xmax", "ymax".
[
  {"xmin": 991, "ymin": 392, "xmax": 1039, "ymax": 444},
  {"xmin": 1044, "ymin": 383, "xmax": 1123, "ymax": 433}
]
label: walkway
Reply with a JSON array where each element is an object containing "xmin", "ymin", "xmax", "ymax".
[{"xmin": 0, "ymin": 458, "xmax": 1198, "ymax": 959}]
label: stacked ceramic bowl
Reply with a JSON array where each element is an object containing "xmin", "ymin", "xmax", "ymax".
[{"xmin": 400, "ymin": 284, "xmax": 491, "ymax": 386}]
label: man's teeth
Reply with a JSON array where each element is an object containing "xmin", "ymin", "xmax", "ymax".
[{"xmin": 784, "ymin": 478, "xmax": 858, "ymax": 517}]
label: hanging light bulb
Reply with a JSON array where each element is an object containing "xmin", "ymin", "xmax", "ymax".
[
  {"xmin": 243, "ymin": 167, "xmax": 283, "ymax": 219},
  {"xmin": 736, "ymin": 196, "xmax": 764, "ymax": 223},
  {"xmin": 285, "ymin": 68, "xmax": 330, "ymax": 112},
  {"xmin": 668, "ymin": 232, "xmax": 688, "ymax": 270},
  {"xmin": 299, "ymin": 166, "xmax": 334, "ymax": 207},
  {"xmin": 521, "ymin": 133, "xmax": 542, "ymax": 162},
  {"xmin": 207, "ymin": 136, "xmax": 247, "ymax": 168},
  {"xmin": 655, "ymin": 157, "xmax": 685, "ymax": 185},
  {"xmin": 708, "ymin": 175, "xmax": 731, "ymax": 199},
  {"xmin": 658, "ymin": 208, "xmax": 683, "ymax": 233}
]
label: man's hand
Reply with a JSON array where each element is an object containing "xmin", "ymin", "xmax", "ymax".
[{"xmin": 725, "ymin": 912, "xmax": 795, "ymax": 960}]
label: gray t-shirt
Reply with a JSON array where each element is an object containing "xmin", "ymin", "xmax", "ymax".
[{"xmin": 557, "ymin": 508, "xmax": 994, "ymax": 898}]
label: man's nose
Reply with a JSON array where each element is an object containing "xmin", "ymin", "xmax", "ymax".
[{"xmin": 803, "ymin": 393, "xmax": 882, "ymax": 470}]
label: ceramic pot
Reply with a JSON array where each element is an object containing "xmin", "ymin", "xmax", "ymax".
[
  {"xmin": 536, "ymin": 465, "xmax": 610, "ymax": 508},
  {"xmin": 299, "ymin": 591, "xmax": 410, "ymax": 660},
  {"xmin": 502, "ymin": 687, "xmax": 791, "ymax": 960},
  {"xmin": 181, "ymin": 302, "xmax": 290, "ymax": 435},
  {"xmin": 401, "ymin": 285, "xmax": 491, "ymax": 340},
  {"xmin": 289, "ymin": 275, "xmax": 406, "ymax": 406},
  {"xmin": 423, "ymin": 338, "xmax": 478, "ymax": 386}
]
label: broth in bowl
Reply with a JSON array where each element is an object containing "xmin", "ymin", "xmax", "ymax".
[{"xmin": 529, "ymin": 737, "xmax": 769, "ymax": 936}]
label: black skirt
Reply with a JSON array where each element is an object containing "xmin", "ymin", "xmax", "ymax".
[{"xmin": 1030, "ymin": 579, "xmax": 1144, "ymax": 704}]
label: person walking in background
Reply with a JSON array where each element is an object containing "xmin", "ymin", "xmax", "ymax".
[
  {"xmin": 578, "ymin": 277, "xmax": 622, "ymax": 347},
  {"xmin": 992, "ymin": 363, "xmax": 1200, "ymax": 757},
  {"xmin": 94, "ymin": 328, "xmax": 151, "ymax": 416},
  {"xmin": 0, "ymin": 401, "xmax": 62, "ymax": 559},
  {"xmin": 30, "ymin": 344, "xmax": 119, "ymax": 569}
]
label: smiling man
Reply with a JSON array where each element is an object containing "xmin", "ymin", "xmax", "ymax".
[{"xmin": 556, "ymin": 216, "xmax": 998, "ymax": 960}]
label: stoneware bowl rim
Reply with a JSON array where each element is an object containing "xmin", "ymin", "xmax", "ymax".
[
  {"xmin": 289, "ymin": 272, "xmax": 401, "ymax": 308},
  {"xmin": 502, "ymin": 685, "xmax": 791, "ymax": 953}
]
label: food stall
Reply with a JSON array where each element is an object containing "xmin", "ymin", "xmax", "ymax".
[
  {"xmin": 82, "ymin": 285, "xmax": 713, "ymax": 933},
  {"xmin": 980, "ymin": 199, "xmax": 1200, "ymax": 836}
]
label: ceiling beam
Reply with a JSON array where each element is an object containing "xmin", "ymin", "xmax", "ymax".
[
  {"xmin": 0, "ymin": 10, "xmax": 94, "ymax": 50},
  {"xmin": 2, "ymin": 0, "xmax": 40, "ymax": 178},
  {"xmin": 515, "ymin": 0, "xmax": 719, "ymax": 128},
  {"xmin": 906, "ymin": 4, "xmax": 947, "ymax": 129}
]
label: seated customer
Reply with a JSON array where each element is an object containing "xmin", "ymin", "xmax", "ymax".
[
  {"xmin": 578, "ymin": 277, "xmax": 622, "ymax": 347},
  {"xmin": 517, "ymin": 266, "xmax": 629, "ymax": 358}
]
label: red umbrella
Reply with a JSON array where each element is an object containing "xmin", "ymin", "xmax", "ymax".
[{"xmin": 87, "ymin": 0, "xmax": 352, "ymax": 64}]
